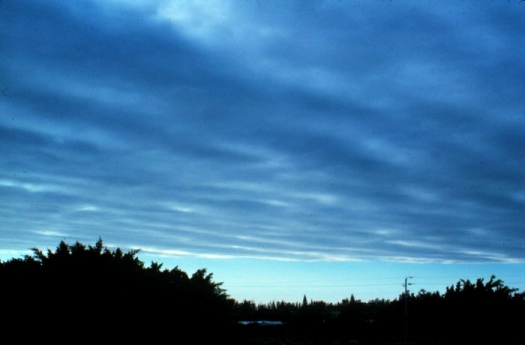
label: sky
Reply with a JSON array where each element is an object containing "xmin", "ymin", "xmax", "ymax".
[{"xmin": 1, "ymin": 0, "xmax": 525, "ymax": 305}]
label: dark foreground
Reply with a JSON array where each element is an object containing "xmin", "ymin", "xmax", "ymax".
[{"xmin": 1, "ymin": 240, "xmax": 524, "ymax": 344}]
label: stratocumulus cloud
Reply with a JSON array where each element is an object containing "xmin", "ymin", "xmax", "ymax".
[{"xmin": 1, "ymin": 0, "xmax": 525, "ymax": 269}]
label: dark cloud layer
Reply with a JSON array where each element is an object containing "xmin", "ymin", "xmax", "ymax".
[{"xmin": 1, "ymin": 0, "xmax": 525, "ymax": 265}]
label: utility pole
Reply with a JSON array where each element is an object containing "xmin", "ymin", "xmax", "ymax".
[{"xmin": 404, "ymin": 276, "xmax": 413, "ymax": 345}]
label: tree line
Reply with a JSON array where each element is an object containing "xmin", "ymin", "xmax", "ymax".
[{"xmin": 1, "ymin": 238, "xmax": 524, "ymax": 344}]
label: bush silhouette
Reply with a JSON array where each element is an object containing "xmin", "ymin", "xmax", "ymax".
[{"xmin": 0, "ymin": 238, "xmax": 239, "ymax": 342}]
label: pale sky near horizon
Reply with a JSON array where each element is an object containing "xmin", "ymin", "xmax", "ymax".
[{"xmin": 1, "ymin": 0, "xmax": 525, "ymax": 304}]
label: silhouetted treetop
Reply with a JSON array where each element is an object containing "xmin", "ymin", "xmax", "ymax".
[
  {"xmin": 445, "ymin": 274, "xmax": 524, "ymax": 300},
  {"xmin": 0, "ymin": 238, "xmax": 237, "ymax": 342}
]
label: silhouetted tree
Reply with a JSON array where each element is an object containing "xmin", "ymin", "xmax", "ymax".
[
  {"xmin": 0, "ymin": 238, "xmax": 239, "ymax": 343},
  {"xmin": 440, "ymin": 275, "xmax": 525, "ymax": 343}
]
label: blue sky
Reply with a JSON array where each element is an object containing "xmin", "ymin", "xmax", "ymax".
[{"xmin": 1, "ymin": 0, "xmax": 525, "ymax": 304}]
